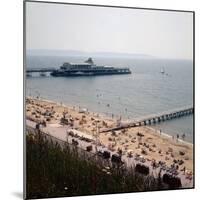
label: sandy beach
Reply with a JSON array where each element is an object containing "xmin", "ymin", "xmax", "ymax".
[{"xmin": 26, "ymin": 96, "xmax": 193, "ymax": 181}]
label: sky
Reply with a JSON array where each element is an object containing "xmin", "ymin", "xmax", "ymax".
[{"xmin": 26, "ymin": 2, "xmax": 193, "ymax": 60}]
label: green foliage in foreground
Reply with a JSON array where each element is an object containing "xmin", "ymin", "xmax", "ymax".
[{"xmin": 26, "ymin": 131, "xmax": 166, "ymax": 199}]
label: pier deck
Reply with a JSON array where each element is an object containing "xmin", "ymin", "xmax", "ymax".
[
  {"xmin": 101, "ymin": 105, "xmax": 194, "ymax": 132},
  {"xmin": 26, "ymin": 67, "xmax": 56, "ymax": 73}
]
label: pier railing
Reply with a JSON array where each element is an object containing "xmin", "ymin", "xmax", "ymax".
[{"xmin": 101, "ymin": 105, "xmax": 194, "ymax": 132}]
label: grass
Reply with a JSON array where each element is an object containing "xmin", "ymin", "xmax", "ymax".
[{"xmin": 26, "ymin": 129, "xmax": 167, "ymax": 199}]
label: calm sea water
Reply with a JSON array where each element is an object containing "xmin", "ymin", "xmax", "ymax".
[{"xmin": 26, "ymin": 56, "xmax": 194, "ymax": 143}]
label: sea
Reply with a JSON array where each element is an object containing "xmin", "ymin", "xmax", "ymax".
[{"xmin": 26, "ymin": 56, "xmax": 194, "ymax": 143}]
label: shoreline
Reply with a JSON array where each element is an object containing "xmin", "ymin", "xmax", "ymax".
[
  {"xmin": 26, "ymin": 95, "xmax": 193, "ymax": 145},
  {"xmin": 26, "ymin": 96, "xmax": 193, "ymax": 175},
  {"xmin": 146, "ymin": 126, "xmax": 193, "ymax": 146}
]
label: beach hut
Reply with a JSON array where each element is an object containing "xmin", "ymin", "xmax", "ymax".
[
  {"xmin": 111, "ymin": 154, "xmax": 122, "ymax": 163},
  {"xmin": 67, "ymin": 129, "xmax": 94, "ymax": 141},
  {"xmin": 162, "ymin": 173, "xmax": 182, "ymax": 188},
  {"xmin": 86, "ymin": 145, "xmax": 93, "ymax": 152},
  {"xmin": 103, "ymin": 151, "xmax": 111, "ymax": 159},
  {"xmin": 135, "ymin": 164, "xmax": 149, "ymax": 175}
]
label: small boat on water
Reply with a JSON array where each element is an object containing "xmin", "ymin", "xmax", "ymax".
[
  {"xmin": 160, "ymin": 67, "xmax": 165, "ymax": 74},
  {"xmin": 160, "ymin": 67, "xmax": 170, "ymax": 76},
  {"xmin": 51, "ymin": 58, "xmax": 132, "ymax": 77}
]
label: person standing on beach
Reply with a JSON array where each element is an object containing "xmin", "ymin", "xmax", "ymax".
[
  {"xmin": 176, "ymin": 134, "xmax": 179, "ymax": 142},
  {"xmin": 182, "ymin": 133, "xmax": 186, "ymax": 141},
  {"xmin": 183, "ymin": 166, "xmax": 186, "ymax": 175}
]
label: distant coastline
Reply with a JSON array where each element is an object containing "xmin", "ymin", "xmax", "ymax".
[{"xmin": 27, "ymin": 49, "xmax": 156, "ymax": 59}]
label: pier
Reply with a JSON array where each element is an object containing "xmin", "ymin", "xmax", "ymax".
[
  {"xmin": 101, "ymin": 106, "xmax": 194, "ymax": 132},
  {"xmin": 26, "ymin": 67, "xmax": 56, "ymax": 73}
]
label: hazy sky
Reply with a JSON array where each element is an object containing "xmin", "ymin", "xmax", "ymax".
[{"xmin": 26, "ymin": 2, "xmax": 193, "ymax": 59}]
